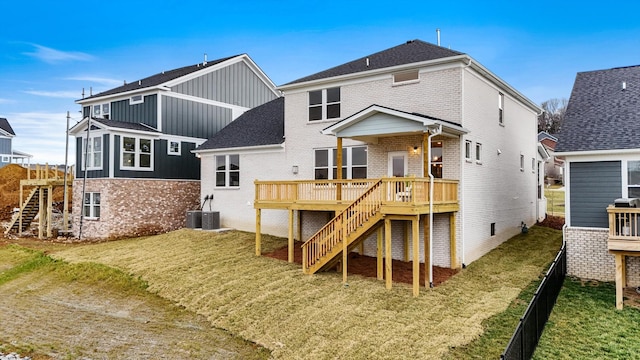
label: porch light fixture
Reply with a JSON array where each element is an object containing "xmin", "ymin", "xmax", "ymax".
[
  {"xmin": 413, "ymin": 146, "xmax": 419, "ymax": 154},
  {"xmin": 292, "ymin": 165, "xmax": 299, "ymax": 174}
]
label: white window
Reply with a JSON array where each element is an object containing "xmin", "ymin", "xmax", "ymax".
[
  {"xmin": 82, "ymin": 135, "xmax": 102, "ymax": 170},
  {"xmin": 475, "ymin": 143, "xmax": 482, "ymax": 163},
  {"xmin": 130, "ymin": 94, "xmax": 144, "ymax": 105},
  {"xmin": 83, "ymin": 192, "xmax": 100, "ymax": 219},
  {"xmin": 92, "ymin": 103, "xmax": 110, "ymax": 119},
  {"xmin": 431, "ymin": 141, "xmax": 443, "ymax": 178},
  {"xmin": 520, "ymin": 154, "xmax": 524, "ymax": 172},
  {"xmin": 215, "ymin": 154, "xmax": 240, "ymax": 188},
  {"xmin": 532, "ymin": 158, "xmax": 536, "ymax": 173},
  {"xmin": 1, "ymin": 155, "xmax": 9, "ymax": 163},
  {"xmin": 168, "ymin": 140, "xmax": 181, "ymax": 155},
  {"xmin": 314, "ymin": 146, "xmax": 367, "ymax": 180},
  {"xmin": 309, "ymin": 87, "xmax": 340, "ymax": 121},
  {"xmin": 628, "ymin": 161, "xmax": 640, "ymax": 197},
  {"xmin": 393, "ymin": 70, "xmax": 419, "ymax": 84},
  {"xmin": 465, "ymin": 140, "xmax": 472, "ymax": 161},
  {"xmin": 498, "ymin": 93, "xmax": 504, "ymax": 125},
  {"xmin": 121, "ymin": 136, "xmax": 153, "ymax": 170}
]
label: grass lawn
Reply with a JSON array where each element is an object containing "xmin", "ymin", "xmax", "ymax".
[
  {"xmin": 545, "ymin": 187, "xmax": 565, "ymax": 217},
  {"xmin": 52, "ymin": 226, "xmax": 562, "ymax": 359},
  {"xmin": 534, "ymin": 279, "xmax": 640, "ymax": 359}
]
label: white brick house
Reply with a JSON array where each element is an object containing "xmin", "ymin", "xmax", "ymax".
[{"xmin": 195, "ymin": 40, "xmax": 541, "ymax": 292}]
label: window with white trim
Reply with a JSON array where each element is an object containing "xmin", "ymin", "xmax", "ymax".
[
  {"xmin": 82, "ymin": 135, "xmax": 102, "ymax": 170},
  {"xmin": 531, "ymin": 158, "xmax": 536, "ymax": 173},
  {"xmin": 93, "ymin": 103, "xmax": 110, "ymax": 119},
  {"xmin": 475, "ymin": 143, "xmax": 482, "ymax": 163},
  {"xmin": 314, "ymin": 146, "xmax": 367, "ymax": 180},
  {"xmin": 465, "ymin": 140, "xmax": 472, "ymax": 160},
  {"xmin": 393, "ymin": 70, "xmax": 419, "ymax": 84},
  {"xmin": 628, "ymin": 161, "xmax": 640, "ymax": 197},
  {"xmin": 83, "ymin": 192, "xmax": 100, "ymax": 219},
  {"xmin": 498, "ymin": 93, "xmax": 504, "ymax": 125},
  {"xmin": 215, "ymin": 154, "xmax": 240, "ymax": 187},
  {"xmin": 1, "ymin": 155, "xmax": 9, "ymax": 163},
  {"xmin": 431, "ymin": 141, "xmax": 443, "ymax": 178},
  {"xmin": 309, "ymin": 87, "xmax": 340, "ymax": 121},
  {"xmin": 130, "ymin": 95, "xmax": 144, "ymax": 105},
  {"xmin": 121, "ymin": 136, "xmax": 153, "ymax": 170},
  {"xmin": 168, "ymin": 140, "xmax": 181, "ymax": 155},
  {"xmin": 520, "ymin": 154, "xmax": 524, "ymax": 172}
]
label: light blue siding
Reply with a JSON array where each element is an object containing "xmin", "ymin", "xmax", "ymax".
[
  {"xmin": 570, "ymin": 161, "xmax": 622, "ymax": 228},
  {"xmin": 337, "ymin": 113, "xmax": 424, "ymax": 137}
]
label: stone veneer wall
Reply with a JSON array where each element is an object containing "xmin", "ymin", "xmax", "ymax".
[
  {"xmin": 72, "ymin": 178, "xmax": 200, "ymax": 240},
  {"xmin": 566, "ymin": 227, "xmax": 640, "ymax": 286}
]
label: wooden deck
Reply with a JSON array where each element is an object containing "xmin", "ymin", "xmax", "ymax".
[
  {"xmin": 254, "ymin": 177, "xmax": 459, "ymax": 214},
  {"xmin": 253, "ymin": 178, "xmax": 459, "ymax": 296},
  {"xmin": 607, "ymin": 205, "xmax": 640, "ymax": 309}
]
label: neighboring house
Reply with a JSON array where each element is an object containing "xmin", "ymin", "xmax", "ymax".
[
  {"xmin": 538, "ymin": 131, "xmax": 564, "ymax": 184},
  {"xmin": 69, "ymin": 54, "xmax": 278, "ymax": 239},
  {"xmin": 0, "ymin": 117, "xmax": 32, "ymax": 167},
  {"xmin": 555, "ymin": 65, "xmax": 640, "ymax": 308},
  {"xmin": 195, "ymin": 40, "xmax": 542, "ymax": 293}
]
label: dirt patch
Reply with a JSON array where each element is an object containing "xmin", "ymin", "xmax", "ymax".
[
  {"xmin": 537, "ymin": 215, "xmax": 565, "ymax": 230},
  {"xmin": 264, "ymin": 241, "xmax": 458, "ymax": 286},
  {"xmin": 0, "ymin": 245, "xmax": 269, "ymax": 359}
]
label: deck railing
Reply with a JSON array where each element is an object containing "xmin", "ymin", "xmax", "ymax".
[
  {"xmin": 607, "ymin": 206, "xmax": 640, "ymax": 251},
  {"xmin": 255, "ymin": 178, "xmax": 458, "ymax": 205}
]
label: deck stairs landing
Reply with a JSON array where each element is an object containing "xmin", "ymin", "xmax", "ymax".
[
  {"xmin": 302, "ymin": 179, "xmax": 384, "ymax": 274},
  {"xmin": 5, "ymin": 187, "xmax": 43, "ymax": 235}
]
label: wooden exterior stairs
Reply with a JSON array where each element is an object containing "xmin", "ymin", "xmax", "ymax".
[
  {"xmin": 302, "ymin": 180, "xmax": 384, "ymax": 274},
  {"xmin": 5, "ymin": 187, "xmax": 42, "ymax": 234}
]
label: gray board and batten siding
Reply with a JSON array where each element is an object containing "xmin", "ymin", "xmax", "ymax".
[
  {"xmin": 161, "ymin": 97, "xmax": 233, "ymax": 138},
  {"xmin": 83, "ymin": 95, "xmax": 158, "ymax": 128},
  {"xmin": 0, "ymin": 137, "xmax": 11, "ymax": 155},
  {"xmin": 569, "ymin": 161, "xmax": 622, "ymax": 228},
  {"xmin": 170, "ymin": 61, "xmax": 277, "ymax": 109},
  {"xmin": 75, "ymin": 135, "xmax": 199, "ymax": 180}
]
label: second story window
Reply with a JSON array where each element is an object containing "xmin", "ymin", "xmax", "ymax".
[
  {"xmin": 309, "ymin": 87, "xmax": 341, "ymax": 121},
  {"xmin": 465, "ymin": 140, "xmax": 472, "ymax": 161},
  {"xmin": 498, "ymin": 93, "xmax": 504, "ymax": 125},
  {"xmin": 93, "ymin": 103, "xmax": 110, "ymax": 119},
  {"xmin": 476, "ymin": 143, "xmax": 482, "ymax": 163},
  {"xmin": 121, "ymin": 136, "xmax": 153, "ymax": 170},
  {"xmin": 82, "ymin": 135, "xmax": 102, "ymax": 170}
]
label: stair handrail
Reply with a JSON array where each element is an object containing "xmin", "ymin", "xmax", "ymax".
[{"xmin": 302, "ymin": 179, "xmax": 383, "ymax": 273}]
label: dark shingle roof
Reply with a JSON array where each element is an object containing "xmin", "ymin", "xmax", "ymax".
[
  {"xmin": 92, "ymin": 118, "xmax": 160, "ymax": 133},
  {"xmin": 0, "ymin": 118, "xmax": 15, "ymax": 135},
  {"xmin": 556, "ymin": 65, "xmax": 640, "ymax": 152},
  {"xmin": 81, "ymin": 55, "xmax": 240, "ymax": 101},
  {"xmin": 284, "ymin": 39, "xmax": 464, "ymax": 85},
  {"xmin": 197, "ymin": 97, "xmax": 284, "ymax": 150}
]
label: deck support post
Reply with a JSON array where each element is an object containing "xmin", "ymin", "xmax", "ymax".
[
  {"xmin": 297, "ymin": 210, "xmax": 303, "ymax": 242},
  {"xmin": 423, "ymin": 215, "xmax": 430, "ymax": 289},
  {"xmin": 377, "ymin": 226, "xmax": 383, "ymax": 280},
  {"xmin": 403, "ymin": 222, "xmax": 410, "ymax": 262},
  {"xmin": 38, "ymin": 184, "xmax": 44, "ymax": 239},
  {"xmin": 342, "ymin": 213, "xmax": 348, "ymax": 284},
  {"xmin": 412, "ymin": 215, "xmax": 420, "ymax": 296},
  {"xmin": 18, "ymin": 183, "xmax": 23, "ymax": 236},
  {"xmin": 288, "ymin": 209, "xmax": 294, "ymax": 263},
  {"xmin": 46, "ymin": 185, "xmax": 53, "ymax": 238},
  {"xmin": 336, "ymin": 137, "xmax": 343, "ymax": 201},
  {"xmin": 255, "ymin": 209, "xmax": 262, "ymax": 256},
  {"xmin": 615, "ymin": 253, "xmax": 626, "ymax": 310},
  {"xmin": 385, "ymin": 218, "xmax": 392, "ymax": 289},
  {"xmin": 450, "ymin": 212, "xmax": 458, "ymax": 269}
]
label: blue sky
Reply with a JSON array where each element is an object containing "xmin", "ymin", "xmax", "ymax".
[{"xmin": 1, "ymin": 1, "xmax": 639, "ymax": 165}]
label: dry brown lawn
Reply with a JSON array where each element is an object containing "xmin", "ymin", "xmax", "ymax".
[{"xmin": 54, "ymin": 227, "xmax": 561, "ymax": 359}]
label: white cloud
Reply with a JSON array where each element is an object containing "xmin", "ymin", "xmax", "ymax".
[
  {"xmin": 24, "ymin": 44, "xmax": 93, "ymax": 63},
  {"xmin": 23, "ymin": 90, "xmax": 81, "ymax": 99},
  {"xmin": 8, "ymin": 111, "xmax": 75, "ymax": 166},
  {"xmin": 0, "ymin": 98, "xmax": 14, "ymax": 104},
  {"xmin": 66, "ymin": 76, "xmax": 124, "ymax": 87}
]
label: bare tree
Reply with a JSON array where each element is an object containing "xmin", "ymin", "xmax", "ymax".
[{"xmin": 538, "ymin": 98, "xmax": 568, "ymax": 134}]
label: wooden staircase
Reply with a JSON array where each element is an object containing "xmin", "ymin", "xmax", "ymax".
[
  {"xmin": 302, "ymin": 180, "xmax": 384, "ymax": 274},
  {"xmin": 5, "ymin": 187, "xmax": 42, "ymax": 235}
]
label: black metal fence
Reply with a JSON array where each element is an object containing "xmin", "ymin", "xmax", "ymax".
[{"xmin": 501, "ymin": 242, "xmax": 567, "ymax": 360}]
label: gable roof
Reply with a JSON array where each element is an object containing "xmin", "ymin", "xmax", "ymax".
[
  {"xmin": 79, "ymin": 55, "xmax": 240, "ymax": 101},
  {"xmin": 556, "ymin": 65, "xmax": 640, "ymax": 153},
  {"xmin": 537, "ymin": 131, "xmax": 558, "ymax": 142},
  {"xmin": 283, "ymin": 39, "xmax": 464, "ymax": 86},
  {"xmin": 195, "ymin": 97, "xmax": 284, "ymax": 151},
  {"xmin": 0, "ymin": 118, "xmax": 16, "ymax": 136},
  {"xmin": 69, "ymin": 117, "xmax": 161, "ymax": 136}
]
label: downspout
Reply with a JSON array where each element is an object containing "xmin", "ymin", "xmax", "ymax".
[{"xmin": 427, "ymin": 124, "xmax": 443, "ymax": 288}]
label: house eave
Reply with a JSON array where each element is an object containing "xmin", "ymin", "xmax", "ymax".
[
  {"xmin": 556, "ymin": 148, "xmax": 640, "ymax": 157},
  {"xmin": 76, "ymin": 87, "xmax": 166, "ymax": 105},
  {"xmin": 193, "ymin": 143, "xmax": 285, "ymax": 154}
]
